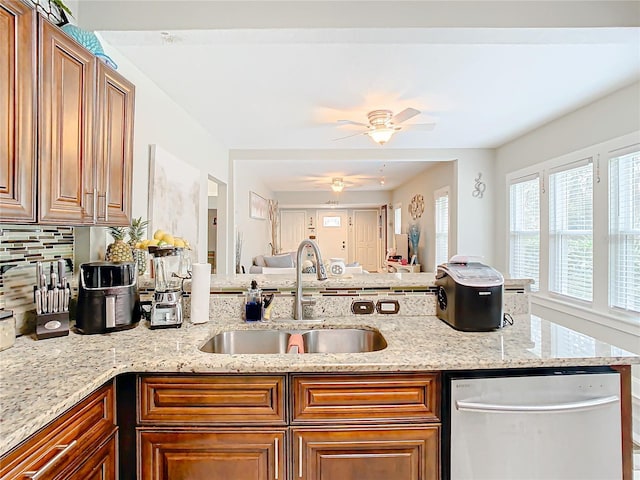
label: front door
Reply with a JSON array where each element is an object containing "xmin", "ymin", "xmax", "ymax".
[{"xmin": 316, "ymin": 210, "xmax": 348, "ymax": 261}]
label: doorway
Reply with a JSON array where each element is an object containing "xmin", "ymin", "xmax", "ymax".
[
  {"xmin": 207, "ymin": 176, "xmax": 228, "ymax": 274},
  {"xmin": 316, "ymin": 210, "xmax": 348, "ymax": 261}
]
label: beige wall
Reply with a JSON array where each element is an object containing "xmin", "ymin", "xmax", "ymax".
[{"xmin": 391, "ymin": 162, "xmax": 455, "ymax": 272}]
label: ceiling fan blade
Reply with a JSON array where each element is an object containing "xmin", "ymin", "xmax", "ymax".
[
  {"xmin": 392, "ymin": 107, "xmax": 420, "ymax": 124},
  {"xmin": 402, "ymin": 122, "xmax": 436, "ymax": 131},
  {"xmin": 333, "ymin": 131, "xmax": 368, "ymax": 141},
  {"xmin": 337, "ymin": 119, "xmax": 369, "ymax": 127}
]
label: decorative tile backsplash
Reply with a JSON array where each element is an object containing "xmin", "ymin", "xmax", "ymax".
[{"xmin": 0, "ymin": 225, "xmax": 74, "ymax": 334}]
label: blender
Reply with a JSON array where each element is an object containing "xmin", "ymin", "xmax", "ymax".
[{"xmin": 148, "ymin": 246, "xmax": 191, "ymax": 329}]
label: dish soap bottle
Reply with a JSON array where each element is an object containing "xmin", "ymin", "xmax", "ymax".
[{"xmin": 245, "ymin": 280, "xmax": 262, "ymax": 321}]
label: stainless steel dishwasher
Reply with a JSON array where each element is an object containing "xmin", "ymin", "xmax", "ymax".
[{"xmin": 444, "ymin": 367, "xmax": 622, "ymax": 480}]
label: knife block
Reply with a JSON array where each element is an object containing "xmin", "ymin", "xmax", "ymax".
[{"xmin": 35, "ymin": 312, "xmax": 69, "ymax": 340}]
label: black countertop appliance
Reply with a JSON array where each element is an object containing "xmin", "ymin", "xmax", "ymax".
[
  {"xmin": 76, "ymin": 262, "xmax": 140, "ymax": 334},
  {"xmin": 435, "ymin": 261, "xmax": 504, "ymax": 331}
]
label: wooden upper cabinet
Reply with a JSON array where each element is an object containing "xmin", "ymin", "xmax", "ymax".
[
  {"xmin": 0, "ymin": 0, "xmax": 36, "ymax": 222},
  {"xmin": 95, "ymin": 62, "xmax": 134, "ymax": 225},
  {"xmin": 38, "ymin": 16, "xmax": 95, "ymax": 224}
]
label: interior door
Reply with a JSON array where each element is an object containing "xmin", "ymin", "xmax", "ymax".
[
  {"xmin": 352, "ymin": 209, "xmax": 379, "ymax": 272},
  {"xmin": 316, "ymin": 210, "xmax": 348, "ymax": 261},
  {"xmin": 280, "ymin": 210, "xmax": 306, "ymax": 253}
]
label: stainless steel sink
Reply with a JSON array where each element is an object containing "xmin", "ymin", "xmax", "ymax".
[
  {"xmin": 200, "ymin": 330, "xmax": 291, "ymax": 354},
  {"xmin": 200, "ymin": 328, "xmax": 387, "ymax": 354},
  {"xmin": 302, "ymin": 328, "xmax": 387, "ymax": 353}
]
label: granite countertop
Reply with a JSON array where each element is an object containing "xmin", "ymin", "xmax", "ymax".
[
  {"xmin": 139, "ymin": 273, "xmax": 534, "ymax": 291},
  {"xmin": 0, "ymin": 312, "xmax": 636, "ymax": 456}
]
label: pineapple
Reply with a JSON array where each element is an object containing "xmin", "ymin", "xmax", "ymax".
[
  {"xmin": 127, "ymin": 218, "xmax": 149, "ymax": 274},
  {"xmin": 106, "ymin": 226, "xmax": 134, "ymax": 263}
]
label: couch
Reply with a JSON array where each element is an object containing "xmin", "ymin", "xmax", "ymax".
[{"xmin": 249, "ymin": 252, "xmax": 297, "ymax": 274}]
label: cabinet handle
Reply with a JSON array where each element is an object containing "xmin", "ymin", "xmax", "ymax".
[
  {"xmin": 98, "ymin": 192, "xmax": 108, "ymax": 222},
  {"xmin": 24, "ymin": 440, "xmax": 77, "ymax": 479},
  {"xmin": 84, "ymin": 190, "xmax": 96, "ymax": 222},
  {"xmin": 274, "ymin": 437, "xmax": 279, "ymax": 480},
  {"xmin": 298, "ymin": 436, "xmax": 303, "ymax": 478}
]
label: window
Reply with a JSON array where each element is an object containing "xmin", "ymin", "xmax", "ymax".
[
  {"xmin": 394, "ymin": 205, "xmax": 402, "ymax": 235},
  {"xmin": 322, "ymin": 216, "xmax": 341, "ymax": 227},
  {"xmin": 509, "ymin": 176, "xmax": 540, "ymax": 291},
  {"xmin": 609, "ymin": 150, "xmax": 640, "ymax": 313},
  {"xmin": 549, "ymin": 159, "xmax": 593, "ymax": 302},
  {"xmin": 434, "ymin": 189, "xmax": 449, "ymax": 265}
]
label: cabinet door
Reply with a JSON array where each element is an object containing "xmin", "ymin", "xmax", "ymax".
[
  {"xmin": 0, "ymin": 0, "xmax": 36, "ymax": 222},
  {"xmin": 293, "ymin": 426, "xmax": 440, "ymax": 480},
  {"xmin": 38, "ymin": 16, "xmax": 95, "ymax": 224},
  {"xmin": 139, "ymin": 429, "xmax": 285, "ymax": 480},
  {"xmin": 67, "ymin": 433, "xmax": 117, "ymax": 480},
  {"xmin": 95, "ymin": 62, "xmax": 134, "ymax": 226}
]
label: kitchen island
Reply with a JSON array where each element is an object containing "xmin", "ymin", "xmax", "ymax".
[{"xmin": 0, "ymin": 311, "xmax": 636, "ymax": 457}]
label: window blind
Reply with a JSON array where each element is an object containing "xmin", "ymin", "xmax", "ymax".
[
  {"xmin": 509, "ymin": 176, "xmax": 540, "ymax": 291},
  {"xmin": 609, "ymin": 150, "xmax": 640, "ymax": 313},
  {"xmin": 549, "ymin": 160, "xmax": 593, "ymax": 301},
  {"xmin": 434, "ymin": 192, "xmax": 449, "ymax": 266}
]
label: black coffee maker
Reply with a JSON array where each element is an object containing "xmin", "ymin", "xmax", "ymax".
[{"xmin": 76, "ymin": 262, "xmax": 140, "ymax": 334}]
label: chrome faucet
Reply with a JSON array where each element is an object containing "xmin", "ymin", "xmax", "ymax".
[{"xmin": 294, "ymin": 239, "xmax": 327, "ymax": 320}]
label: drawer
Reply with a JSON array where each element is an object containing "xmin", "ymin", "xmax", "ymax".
[
  {"xmin": 138, "ymin": 375, "xmax": 286, "ymax": 425},
  {"xmin": 291, "ymin": 373, "xmax": 440, "ymax": 424},
  {"xmin": 0, "ymin": 382, "xmax": 116, "ymax": 480}
]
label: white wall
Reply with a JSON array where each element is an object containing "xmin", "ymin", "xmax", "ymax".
[
  {"xmin": 275, "ymin": 190, "xmax": 391, "ymax": 208},
  {"xmin": 97, "ymin": 38, "xmax": 229, "ymax": 263},
  {"xmin": 494, "ymin": 81, "xmax": 640, "ymax": 273},
  {"xmin": 390, "ymin": 149, "xmax": 496, "ymax": 271},
  {"xmin": 234, "ymin": 176, "xmax": 274, "ymax": 271},
  {"xmin": 454, "ymin": 150, "xmax": 496, "ymax": 265}
]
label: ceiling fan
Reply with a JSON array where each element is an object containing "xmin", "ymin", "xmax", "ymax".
[{"xmin": 335, "ymin": 108, "xmax": 436, "ymax": 145}]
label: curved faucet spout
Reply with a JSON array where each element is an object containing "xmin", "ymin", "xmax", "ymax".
[{"xmin": 294, "ymin": 239, "xmax": 327, "ymax": 320}]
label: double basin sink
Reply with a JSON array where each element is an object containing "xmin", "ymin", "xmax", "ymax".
[{"xmin": 201, "ymin": 328, "xmax": 387, "ymax": 354}]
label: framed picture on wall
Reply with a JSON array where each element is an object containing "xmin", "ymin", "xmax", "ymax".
[{"xmin": 249, "ymin": 191, "xmax": 268, "ymax": 220}]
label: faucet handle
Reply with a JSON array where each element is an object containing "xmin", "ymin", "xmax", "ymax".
[{"xmin": 300, "ymin": 296, "xmax": 316, "ymax": 307}]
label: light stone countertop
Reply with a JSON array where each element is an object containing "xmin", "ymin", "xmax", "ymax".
[
  {"xmin": 139, "ymin": 273, "xmax": 534, "ymax": 291},
  {"xmin": 0, "ymin": 312, "xmax": 636, "ymax": 456}
]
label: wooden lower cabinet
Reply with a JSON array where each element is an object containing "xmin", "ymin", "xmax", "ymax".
[
  {"xmin": 0, "ymin": 382, "xmax": 116, "ymax": 480},
  {"xmin": 293, "ymin": 426, "xmax": 440, "ymax": 480},
  {"xmin": 68, "ymin": 433, "xmax": 118, "ymax": 480},
  {"xmin": 138, "ymin": 429, "xmax": 286, "ymax": 480},
  {"xmin": 133, "ymin": 374, "xmax": 441, "ymax": 480}
]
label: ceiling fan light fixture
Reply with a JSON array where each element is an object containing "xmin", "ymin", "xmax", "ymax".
[
  {"xmin": 331, "ymin": 177, "xmax": 345, "ymax": 192},
  {"xmin": 368, "ymin": 127, "xmax": 395, "ymax": 145}
]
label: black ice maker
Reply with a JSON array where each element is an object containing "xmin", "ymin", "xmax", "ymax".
[{"xmin": 435, "ymin": 261, "xmax": 504, "ymax": 331}]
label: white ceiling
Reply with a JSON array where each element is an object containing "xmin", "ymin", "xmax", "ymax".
[{"xmin": 92, "ymin": 2, "xmax": 640, "ymax": 192}]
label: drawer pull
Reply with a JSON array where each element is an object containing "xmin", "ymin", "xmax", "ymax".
[
  {"xmin": 298, "ymin": 436, "xmax": 303, "ymax": 478},
  {"xmin": 24, "ymin": 440, "xmax": 77, "ymax": 480},
  {"xmin": 274, "ymin": 437, "xmax": 279, "ymax": 480}
]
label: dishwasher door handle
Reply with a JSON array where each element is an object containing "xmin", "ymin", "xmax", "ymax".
[{"xmin": 456, "ymin": 395, "xmax": 619, "ymax": 413}]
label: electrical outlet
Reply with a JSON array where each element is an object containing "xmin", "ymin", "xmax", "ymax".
[{"xmin": 351, "ymin": 300, "xmax": 375, "ymax": 315}]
